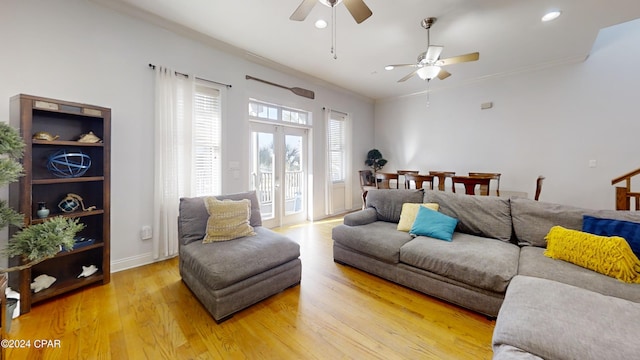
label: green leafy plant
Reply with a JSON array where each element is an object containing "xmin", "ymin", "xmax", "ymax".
[
  {"xmin": 0, "ymin": 122, "xmax": 84, "ymax": 273},
  {"xmin": 364, "ymin": 149, "xmax": 387, "ymax": 173},
  {"xmin": 4, "ymin": 217, "xmax": 84, "ymax": 268},
  {"xmin": 0, "ymin": 122, "xmax": 24, "ymax": 230}
]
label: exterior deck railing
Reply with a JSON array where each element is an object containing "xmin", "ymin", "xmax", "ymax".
[{"xmin": 256, "ymin": 171, "xmax": 303, "ymax": 204}]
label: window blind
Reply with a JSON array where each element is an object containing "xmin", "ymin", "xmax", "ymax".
[
  {"xmin": 193, "ymin": 84, "xmax": 222, "ymax": 196},
  {"xmin": 328, "ymin": 111, "xmax": 347, "ymax": 182}
]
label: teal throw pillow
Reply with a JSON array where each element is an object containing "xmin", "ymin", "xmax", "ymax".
[{"xmin": 410, "ymin": 206, "xmax": 458, "ymax": 241}]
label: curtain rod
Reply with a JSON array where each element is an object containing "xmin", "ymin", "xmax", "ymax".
[
  {"xmin": 322, "ymin": 107, "xmax": 348, "ymax": 116},
  {"xmin": 148, "ymin": 64, "xmax": 231, "ymax": 88}
]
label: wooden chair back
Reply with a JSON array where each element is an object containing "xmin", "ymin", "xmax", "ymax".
[
  {"xmin": 375, "ymin": 172, "xmax": 399, "ymax": 189},
  {"xmin": 397, "ymin": 170, "xmax": 419, "ymax": 189},
  {"xmin": 404, "ymin": 174, "xmax": 434, "ymax": 190},
  {"xmin": 452, "ymin": 176, "xmax": 491, "ymax": 196},
  {"xmin": 429, "ymin": 171, "xmax": 456, "ymax": 191},
  {"xmin": 535, "ymin": 175, "xmax": 545, "ymax": 201},
  {"xmin": 397, "ymin": 170, "xmax": 419, "ymax": 175},
  {"xmin": 468, "ymin": 172, "xmax": 501, "ymax": 196},
  {"xmin": 359, "ymin": 170, "xmax": 375, "ymax": 187}
]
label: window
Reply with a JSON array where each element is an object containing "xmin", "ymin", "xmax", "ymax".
[
  {"xmin": 193, "ymin": 83, "xmax": 222, "ymax": 196},
  {"xmin": 249, "ymin": 100, "xmax": 309, "ymax": 125},
  {"xmin": 328, "ymin": 111, "xmax": 347, "ymax": 183}
]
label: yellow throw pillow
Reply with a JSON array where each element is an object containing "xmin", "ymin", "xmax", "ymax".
[
  {"xmin": 397, "ymin": 203, "xmax": 440, "ymax": 232},
  {"xmin": 544, "ymin": 226, "xmax": 640, "ymax": 283},
  {"xmin": 203, "ymin": 197, "xmax": 256, "ymax": 243}
]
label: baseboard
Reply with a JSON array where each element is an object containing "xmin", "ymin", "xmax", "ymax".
[{"xmin": 111, "ymin": 252, "xmax": 156, "ymax": 273}]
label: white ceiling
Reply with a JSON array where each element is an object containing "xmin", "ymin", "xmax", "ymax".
[{"xmin": 107, "ymin": 0, "xmax": 640, "ymax": 100}]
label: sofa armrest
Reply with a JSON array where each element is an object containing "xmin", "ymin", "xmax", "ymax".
[{"xmin": 343, "ymin": 208, "xmax": 378, "ymax": 226}]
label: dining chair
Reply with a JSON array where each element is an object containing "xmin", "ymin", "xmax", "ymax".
[
  {"xmin": 359, "ymin": 170, "xmax": 377, "ymax": 208},
  {"xmin": 535, "ymin": 175, "xmax": 545, "ymax": 201},
  {"xmin": 469, "ymin": 172, "xmax": 501, "ymax": 196},
  {"xmin": 452, "ymin": 176, "xmax": 491, "ymax": 196},
  {"xmin": 404, "ymin": 173, "xmax": 435, "ymax": 190},
  {"xmin": 429, "ymin": 171, "xmax": 456, "ymax": 191},
  {"xmin": 375, "ymin": 172, "xmax": 399, "ymax": 189},
  {"xmin": 397, "ymin": 170, "xmax": 419, "ymax": 189}
]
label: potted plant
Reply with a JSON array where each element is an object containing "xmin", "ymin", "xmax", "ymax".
[
  {"xmin": 0, "ymin": 122, "xmax": 84, "ymax": 329},
  {"xmin": 364, "ymin": 149, "xmax": 388, "ymax": 175}
]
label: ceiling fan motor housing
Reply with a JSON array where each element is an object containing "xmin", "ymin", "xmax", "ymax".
[
  {"xmin": 421, "ymin": 17, "xmax": 437, "ymax": 29},
  {"xmin": 320, "ymin": 0, "xmax": 342, "ymax": 7}
]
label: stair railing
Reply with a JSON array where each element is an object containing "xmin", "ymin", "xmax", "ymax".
[{"xmin": 611, "ymin": 168, "xmax": 640, "ymax": 210}]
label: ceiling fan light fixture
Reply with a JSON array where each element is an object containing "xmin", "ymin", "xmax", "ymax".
[
  {"xmin": 417, "ymin": 65, "xmax": 441, "ymax": 80},
  {"xmin": 541, "ymin": 10, "xmax": 561, "ymax": 22},
  {"xmin": 315, "ymin": 19, "xmax": 328, "ymax": 28},
  {"xmin": 384, "ymin": 65, "xmax": 394, "ymax": 71}
]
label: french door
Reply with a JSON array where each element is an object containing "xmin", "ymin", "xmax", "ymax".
[{"xmin": 250, "ymin": 122, "xmax": 308, "ymax": 227}]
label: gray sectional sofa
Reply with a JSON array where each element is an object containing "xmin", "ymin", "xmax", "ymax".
[
  {"xmin": 332, "ymin": 189, "xmax": 640, "ymax": 359},
  {"xmin": 178, "ymin": 191, "xmax": 301, "ymax": 322}
]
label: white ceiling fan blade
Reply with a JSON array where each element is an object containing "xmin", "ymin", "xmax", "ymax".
[
  {"xmin": 424, "ymin": 45, "xmax": 444, "ymax": 63},
  {"xmin": 385, "ymin": 64, "xmax": 418, "ymax": 70},
  {"xmin": 398, "ymin": 69, "xmax": 418, "ymax": 83},
  {"xmin": 343, "ymin": 0, "xmax": 373, "ymax": 24},
  {"xmin": 436, "ymin": 52, "xmax": 479, "ymax": 66},
  {"xmin": 437, "ymin": 69, "xmax": 451, "ymax": 80},
  {"xmin": 290, "ymin": 0, "xmax": 317, "ymax": 21}
]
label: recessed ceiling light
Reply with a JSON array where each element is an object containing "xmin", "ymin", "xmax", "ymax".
[
  {"xmin": 384, "ymin": 65, "xmax": 394, "ymax": 71},
  {"xmin": 541, "ymin": 10, "xmax": 561, "ymax": 22},
  {"xmin": 315, "ymin": 19, "xmax": 327, "ymax": 29}
]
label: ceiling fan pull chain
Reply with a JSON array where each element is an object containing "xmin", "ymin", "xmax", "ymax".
[{"xmin": 426, "ymin": 80, "xmax": 431, "ymax": 108}]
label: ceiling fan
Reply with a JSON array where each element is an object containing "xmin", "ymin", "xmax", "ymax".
[
  {"xmin": 290, "ymin": 0, "xmax": 373, "ymax": 24},
  {"xmin": 386, "ymin": 17, "xmax": 479, "ymax": 82}
]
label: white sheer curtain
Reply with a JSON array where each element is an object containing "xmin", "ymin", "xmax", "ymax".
[{"xmin": 153, "ymin": 66, "xmax": 194, "ymax": 260}]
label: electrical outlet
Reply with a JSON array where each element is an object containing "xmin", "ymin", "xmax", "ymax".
[
  {"xmin": 588, "ymin": 159, "xmax": 597, "ymax": 168},
  {"xmin": 141, "ymin": 225, "xmax": 152, "ymax": 240}
]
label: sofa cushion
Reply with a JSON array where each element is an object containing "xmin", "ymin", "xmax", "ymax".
[
  {"xmin": 423, "ymin": 190, "xmax": 512, "ymax": 242},
  {"xmin": 203, "ymin": 197, "xmax": 256, "ymax": 242},
  {"xmin": 179, "ymin": 191, "xmax": 262, "ymax": 245},
  {"xmin": 511, "ymin": 197, "xmax": 640, "ymax": 248},
  {"xmin": 510, "ymin": 197, "xmax": 584, "ymax": 247},
  {"xmin": 180, "ymin": 227, "xmax": 299, "ymax": 290},
  {"xmin": 493, "ymin": 275, "xmax": 640, "ymax": 360},
  {"xmin": 332, "ymin": 221, "xmax": 414, "ymax": 263},
  {"xmin": 583, "ymin": 215, "xmax": 640, "ymax": 257},
  {"xmin": 544, "ymin": 226, "xmax": 640, "ymax": 283},
  {"xmin": 518, "ymin": 246, "xmax": 640, "ymax": 302},
  {"xmin": 365, "ymin": 189, "xmax": 424, "ymax": 223},
  {"xmin": 396, "ymin": 202, "xmax": 439, "ymax": 232},
  {"xmin": 409, "ymin": 206, "xmax": 458, "ymax": 241},
  {"xmin": 399, "ymin": 232, "xmax": 519, "ymax": 293}
]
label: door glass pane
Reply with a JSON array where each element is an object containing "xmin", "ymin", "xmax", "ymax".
[
  {"xmin": 284, "ymin": 134, "xmax": 303, "ymax": 215},
  {"xmin": 252, "ymin": 131, "xmax": 275, "ymax": 220}
]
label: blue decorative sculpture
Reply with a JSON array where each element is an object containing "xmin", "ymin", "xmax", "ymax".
[{"xmin": 46, "ymin": 149, "xmax": 91, "ymax": 178}]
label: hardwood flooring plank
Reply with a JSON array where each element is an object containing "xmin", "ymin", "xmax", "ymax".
[{"xmin": 5, "ymin": 215, "xmax": 494, "ymax": 359}]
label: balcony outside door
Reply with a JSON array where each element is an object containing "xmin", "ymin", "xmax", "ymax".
[{"xmin": 250, "ymin": 122, "xmax": 307, "ymax": 228}]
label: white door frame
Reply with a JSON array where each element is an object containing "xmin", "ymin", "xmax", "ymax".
[{"xmin": 250, "ymin": 122, "xmax": 308, "ymax": 227}]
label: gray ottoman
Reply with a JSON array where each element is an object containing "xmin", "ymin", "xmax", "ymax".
[{"xmin": 493, "ymin": 275, "xmax": 640, "ymax": 359}]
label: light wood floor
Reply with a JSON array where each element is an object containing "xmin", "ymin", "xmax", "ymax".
[{"xmin": 6, "ymin": 217, "xmax": 495, "ymax": 359}]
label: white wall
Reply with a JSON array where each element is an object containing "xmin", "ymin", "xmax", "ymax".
[
  {"xmin": 375, "ymin": 18, "xmax": 640, "ymax": 210},
  {"xmin": 0, "ymin": 0, "xmax": 374, "ymax": 271}
]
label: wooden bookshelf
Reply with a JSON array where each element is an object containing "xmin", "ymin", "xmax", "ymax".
[{"xmin": 8, "ymin": 94, "xmax": 111, "ymax": 314}]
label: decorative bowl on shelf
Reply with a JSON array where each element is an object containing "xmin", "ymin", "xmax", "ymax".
[{"xmin": 46, "ymin": 149, "xmax": 91, "ymax": 178}]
